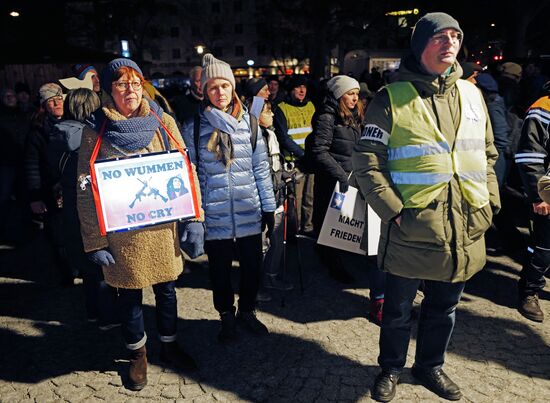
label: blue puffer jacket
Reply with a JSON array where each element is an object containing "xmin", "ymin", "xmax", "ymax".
[{"xmin": 183, "ymin": 107, "xmax": 276, "ymax": 241}]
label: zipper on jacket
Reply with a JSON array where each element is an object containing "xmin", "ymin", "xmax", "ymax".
[
  {"xmin": 228, "ymin": 160, "xmax": 236, "ymax": 238},
  {"xmin": 438, "ymin": 75, "xmax": 445, "ymax": 95}
]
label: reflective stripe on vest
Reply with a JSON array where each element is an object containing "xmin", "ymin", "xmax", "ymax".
[
  {"xmin": 386, "ymin": 80, "xmax": 489, "ymax": 209},
  {"xmin": 278, "ymin": 101, "xmax": 315, "ymax": 149}
]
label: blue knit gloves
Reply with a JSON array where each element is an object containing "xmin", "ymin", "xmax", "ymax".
[
  {"xmin": 179, "ymin": 221, "xmax": 205, "ymax": 259},
  {"xmin": 87, "ymin": 249, "xmax": 115, "ymax": 266}
]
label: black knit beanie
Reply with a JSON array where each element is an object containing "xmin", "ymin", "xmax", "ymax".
[
  {"xmin": 244, "ymin": 78, "xmax": 268, "ymax": 98},
  {"xmin": 411, "ymin": 12, "xmax": 463, "ymax": 62}
]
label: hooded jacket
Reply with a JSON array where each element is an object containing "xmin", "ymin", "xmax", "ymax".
[
  {"xmin": 183, "ymin": 106, "xmax": 276, "ymax": 241},
  {"xmin": 77, "ymin": 98, "xmax": 203, "ymax": 289},
  {"xmin": 352, "ymin": 55, "xmax": 500, "ymax": 282}
]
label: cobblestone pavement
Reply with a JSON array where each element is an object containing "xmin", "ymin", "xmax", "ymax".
[{"xmin": 1, "ymin": 232, "xmax": 549, "ymax": 402}]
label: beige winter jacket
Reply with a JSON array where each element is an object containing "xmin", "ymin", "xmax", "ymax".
[{"xmin": 77, "ymin": 98, "xmax": 203, "ymax": 289}]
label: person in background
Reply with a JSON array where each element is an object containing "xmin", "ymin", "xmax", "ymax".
[
  {"xmin": 353, "ymin": 13, "xmax": 499, "ymax": 401},
  {"xmin": 475, "ymin": 72, "xmax": 510, "ymax": 186},
  {"xmin": 24, "ymin": 83, "xmax": 75, "ymax": 285},
  {"xmin": 77, "ymin": 58, "xmax": 203, "ymax": 390},
  {"xmin": 15, "ymin": 82, "xmax": 34, "ymax": 113},
  {"xmin": 184, "ymin": 53, "xmax": 276, "ymax": 342},
  {"xmin": 72, "ymin": 64, "xmax": 101, "ymax": 93},
  {"xmin": 476, "ymin": 72, "xmax": 525, "ymax": 255},
  {"xmin": 267, "ymin": 75, "xmax": 285, "ymax": 106},
  {"xmin": 51, "ymin": 87, "xmax": 119, "ymax": 328},
  {"xmin": 497, "ymin": 62, "xmax": 523, "ymax": 116},
  {"xmin": 173, "ymin": 66, "xmax": 204, "ymax": 126},
  {"xmin": 460, "ymin": 61, "xmax": 482, "ymax": 84},
  {"xmin": 243, "ymin": 78, "xmax": 293, "ymax": 301},
  {"xmin": 359, "ymin": 82, "xmax": 374, "ymax": 110},
  {"xmin": 310, "ymin": 75, "xmax": 386, "ymax": 322},
  {"xmin": 0, "ymin": 88, "xmax": 32, "ymax": 248},
  {"xmin": 514, "ymin": 80, "xmax": 550, "ymax": 323},
  {"xmin": 274, "ymin": 75, "xmax": 316, "ymax": 236}
]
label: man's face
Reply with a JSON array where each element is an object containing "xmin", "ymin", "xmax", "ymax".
[
  {"xmin": 268, "ymin": 80, "xmax": 279, "ymax": 95},
  {"xmin": 89, "ymin": 70, "xmax": 101, "ymax": 93},
  {"xmin": 192, "ymin": 69, "xmax": 203, "ymax": 96},
  {"xmin": 17, "ymin": 91, "xmax": 30, "ymax": 104},
  {"xmin": 2, "ymin": 90, "xmax": 17, "ymax": 108},
  {"xmin": 292, "ymin": 85, "xmax": 307, "ymax": 102},
  {"xmin": 421, "ymin": 28, "xmax": 461, "ymax": 75}
]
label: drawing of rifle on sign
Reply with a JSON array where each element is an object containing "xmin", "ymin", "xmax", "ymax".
[
  {"xmin": 129, "ymin": 177, "xmax": 151, "ymax": 208},
  {"xmin": 128, "ymin": 177, "xmax": 169, "ymax": 209},
  {"xmin": 91, "ymin": 151, "xmax": 200, "ymax": 234}
]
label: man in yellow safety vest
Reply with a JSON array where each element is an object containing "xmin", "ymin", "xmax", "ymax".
[
  {"xmin": 352, "ymin": 12, "xmax": 500, "ymax": 402},
  {"xmin": 273, "ymin": 75, "xmax": 316, "ymax": 235}
]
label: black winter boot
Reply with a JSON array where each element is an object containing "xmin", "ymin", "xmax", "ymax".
[
  {"xmin": 160, "ymin": 341, "xmax": 198, "ymax": 371},
  {"xmin": 518, "ymin": 294, "xmax": 544, "ymax": 322},
  {"xmin": 218, "ymin": 310, "xmax": 237, "ymax": 343}
]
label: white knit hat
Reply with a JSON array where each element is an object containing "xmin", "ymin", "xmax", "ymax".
[
  {"xmin": 327, "ymin": 75, "xmax": 360, "ymax": 100},
  {"xmin": 201, "ymin": 53, "xmax": 236, "ymax": 91}
]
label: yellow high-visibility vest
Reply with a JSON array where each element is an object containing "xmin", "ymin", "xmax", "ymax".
[
  {"xmin": 386, "ymin": 79, "xmax": 489, "ymax": 209},
  {"xmin": 278, "ymin": 101, "xmax": 315, "ymax": 149}
]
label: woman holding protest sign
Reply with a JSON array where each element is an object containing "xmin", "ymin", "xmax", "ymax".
[
  {"xmin": 76, "ymin": 58, "xmax": 203, "ymax": 391},
  {"xmin": 184, "ymin": 54, "xmax": 276, "ymax": 343},
  {"xmin": 308, "ymin": 75, "xmax": 385, "ymax": 324}
]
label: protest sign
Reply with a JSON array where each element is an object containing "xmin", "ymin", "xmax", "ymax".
[
  {"xmin": 93, "ymin": 151, "xmax": 199, "ymax": 233},
  {"xmin": 250, "ymin": 96, "xmax": 265, "ymax": 118},
  {"xmin": 317, "ymin": 182, "xmax": 380, "ymax": 255}
]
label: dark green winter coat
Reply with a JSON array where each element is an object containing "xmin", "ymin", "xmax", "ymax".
[{"xmin": 352, "ymin": 55, "xmax": 501, "ymax": 283}]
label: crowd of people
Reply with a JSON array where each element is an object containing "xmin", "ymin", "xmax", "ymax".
[{"xmin": 1, "ymin": 10, "xmax": 550, "ymax": 401}]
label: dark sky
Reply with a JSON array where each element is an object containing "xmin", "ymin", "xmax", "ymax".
[{"xmin": 2, "ymin": 0, "xmax": 549, "ymax": 63}]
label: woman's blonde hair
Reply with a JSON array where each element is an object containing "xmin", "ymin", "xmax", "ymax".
[{"xmin": 65, "ymin": 88, "xmax": 101, "ymax": 122}]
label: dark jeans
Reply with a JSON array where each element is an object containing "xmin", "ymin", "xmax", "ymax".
[
  {"xmin": 82, "ymin": 269, "xmax": 118, "ymax": 325},
  {"xmin": 118, "ymin": 280, "xmax": 177, "ymax": 348},
  {"xmin": 379, "ymin": 273, "xmax": 465, "ymax": 373},
  {"xmin": 205, "ymin": 234, "xmax": 263, "ymax": 314},
  {"xmin": 519, "ymin": 213, "xmax": 550, "ymax": 296}
]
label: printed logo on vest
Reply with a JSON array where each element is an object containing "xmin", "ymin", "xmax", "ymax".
[
  {"xmin": 464, "ymin": 104, "xmax": 482, "ymax": 123},
  {"xmin": 361, "ymin": 124, "xmax": 390, "ymax": 145}
]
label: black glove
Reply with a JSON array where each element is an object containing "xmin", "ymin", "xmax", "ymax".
[
  {"xmin": 87, "ymin": 249, "xmax": 115, "ymax": 266},
  {"xmin": 262, "ymin": 211, "xmax": 275, "ymax": 238},
  {"xmin": 339, "ymin": 179, "xmax": 349, "ymax": 193}
]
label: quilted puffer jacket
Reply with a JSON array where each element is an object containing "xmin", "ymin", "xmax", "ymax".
[{"xmin": 184, "ymin": 107, "xmax": 276, "ymax": 241}]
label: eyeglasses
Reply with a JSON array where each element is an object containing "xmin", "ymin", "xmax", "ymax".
[
  {"xmin": 47, "ymin": 96, "xmax": 64, "ymax": 104},
  {"xmin": 429, "ymin": 32, "xmax": 462, "ymax": 45},
  {"xmin": 113, "ymin": 81, "xmax": 143, "ymax": 91}
]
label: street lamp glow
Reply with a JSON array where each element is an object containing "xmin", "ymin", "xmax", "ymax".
[
  {"xmin": 490, "ymin": 23, "xmax": 495, "ymax": 27},
  {"xmin": 195, "ymin": 45, "xmax": 204, "ymax": 55},
  {"xmin": 247, "ymin": 59, "xmax": 255, "ymax": 66},
  {"xmin": 10, "ymin": 11, "xmax": 20, "ymax": 17}
]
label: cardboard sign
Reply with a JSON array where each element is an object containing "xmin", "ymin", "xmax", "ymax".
[
  {"xmin": 93, "ymin": 151, "xmax": 198, "ymax": 233},
  {"xmin": 317, "ymin": 183, "xmax": 381, "ymax": 255}
]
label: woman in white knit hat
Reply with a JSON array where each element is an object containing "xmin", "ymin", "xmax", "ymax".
[
  {"xmin": 308, "ymin": 75, "xmax": 386, "ymax": 323},
  {"xmin": 183, "ymin": 54, "xmax": 276, "ymax": 342}
]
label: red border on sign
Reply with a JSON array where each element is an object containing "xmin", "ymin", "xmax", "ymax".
[{"xmin": 89, "ymin": 114, "xmax": 200, "ymax": 236}]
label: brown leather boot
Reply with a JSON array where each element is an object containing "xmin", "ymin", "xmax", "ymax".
[{"xmin": 127, "ymin": 345, "xmax": 147, "ymax": 391}]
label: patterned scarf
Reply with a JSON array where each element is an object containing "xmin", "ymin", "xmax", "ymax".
[
  {"xmin": 203, "ymin": 98, "xmax": 244, "ymax": 168},
  {"xmin": 90, "ymin": 98, "xmax": 163, "ymax": 151}
]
